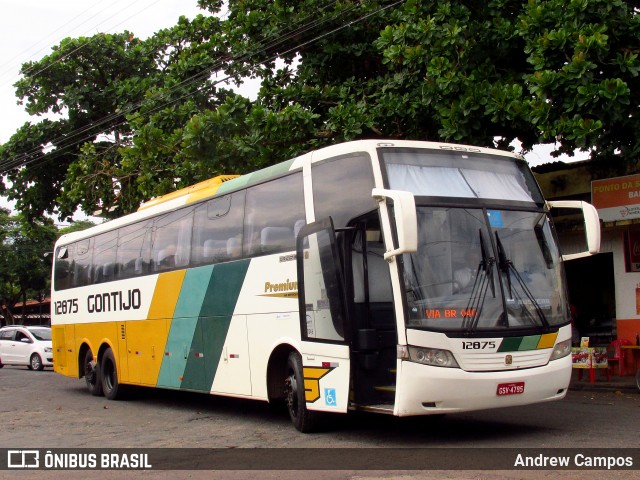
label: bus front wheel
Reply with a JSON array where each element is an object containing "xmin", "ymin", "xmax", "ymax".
[
  {"xmin": 285, "ymin": 351, "xmax": 318, "ymax": 433},
  {"xmin": 100, "ymin": 348, "xmax": 127, "ymax": 400}
]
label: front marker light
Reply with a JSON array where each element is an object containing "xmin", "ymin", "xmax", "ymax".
[
  {"xmin": 406, "ymin": 346, "xmax": 459, "ymax": 368},
  {"xmin": 550, "ymin": 339, "xmax": 571, "ymax": 361},
  {"xmin": 44, "ymin": 347, "xmax": 53, "ymax": 353}
]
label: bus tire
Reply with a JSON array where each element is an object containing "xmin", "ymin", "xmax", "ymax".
[
  {"xmin": 100, "ymin": 347, "xmax": 127, "ymax": 400},
  {"xmin": 285, "ymin": 351, "xmax": 318, "ymax": 433},
  {"xmin": 84, "ymin": 349, "xmax": 103, "ymax": 396}
]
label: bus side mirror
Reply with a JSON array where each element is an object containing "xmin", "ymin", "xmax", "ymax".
[
  {"xmin": 372, "ymin": 188, "xmax": 418, "ymax": 260},
  {"xmin": 547, "ymin": 200, "xmax": 601, "ymax": 261}
]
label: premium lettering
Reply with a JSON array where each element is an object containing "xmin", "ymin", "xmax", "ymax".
[
  {"xmin": 264, "ymin": 279, "xmax": 298, "ymax": 293},
  {"xmin": 87, "ymin": 289, "xmax": 142, "ymax": 313}
]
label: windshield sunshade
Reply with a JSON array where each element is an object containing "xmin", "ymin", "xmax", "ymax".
[{"xmin": 383, "ymin": 150, "xmax": 543, "ymax": 204}]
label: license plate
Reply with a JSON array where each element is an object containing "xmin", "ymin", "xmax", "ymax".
[{"xmin": 497, "ymin": 382, "xmax": 525, "ymax": 396}]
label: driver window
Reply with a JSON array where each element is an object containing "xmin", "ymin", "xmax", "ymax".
[{"xmin": 15, "ymin": 331, "xmax": 30, "ymax": 342}]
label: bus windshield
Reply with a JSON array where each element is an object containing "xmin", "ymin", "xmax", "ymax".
[
  {"xmin": 380, "ymin": 147, "xmax": 567, "ymax": 333},
  {"xmin": 401, "ymin": 207, "xmax": 567, "ymax": 332}
]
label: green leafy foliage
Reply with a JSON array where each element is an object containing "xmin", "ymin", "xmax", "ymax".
[
  {"xmin": 0, "ymin": 208, "xmax": 57, "ymax": 323},
  {"xmin": 1, "ymin": 0, "xmax": 639, "ymax": 220}
]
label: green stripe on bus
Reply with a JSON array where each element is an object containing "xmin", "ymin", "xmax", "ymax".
[
  {"xmin": 215, "ymin": 160, "xmax": 295, "ymax": 196},
  {"xmin": 519, "ymin": 335, "xmax": 541, "ymax": 351},
  {"xmin": 498, "ymin": 335, "xmax": 548, "ymax": 352},
  {"xmin": 157, "ymin": 266, "xmax": 214, "ymax": 388},
  {"xmin": 246, "ymin": 159, "xmax": 295, "ymax": 185},
  {"xmin": 173, "ymin": 266, "xmax": 214, "ymax": 319},
  {"xmin": 497, "ymin": 336, "xmax": 523, "ymax": 352},
  {"xmin": 181, "ymin": 260, "xmax": 250, "ymax": 392}
]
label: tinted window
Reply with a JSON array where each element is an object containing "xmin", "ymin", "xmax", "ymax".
[
  {"xmin": 54, "ymin": 246, "xmax": 71, "ymax": 290},
  {"xmin": 192, "ymin": 191, "xmax": 245, "ymax": 265},
  {"xmin": 244, "ymin": 172, "xmax": 305, "ymax": 256},
  {"xmin": 312, "ymin": 154, "xmax": 376, "ymax": 228},
  {"xmin": 73, "ymin": 239, "xmax": 93, "ymax": 287},
  {"xmin": 0, "ymin": 329, "xmax": 15, "ymax": 341},
  {"xmin": 152, "ymin": 207, "xmax": 194, "ymax": 272},
  {"xmin": 15, "ymin": 330, "xmax": 30, "ymax": 342},
  {"xmin": 92, "ymin": 231, "xmax": 118, "ymax": 283},
  {"xmin": 29, "ymin": 328, "xmax": 52, "ymax": 341},
  {"xmin": 116, "ymin": 221, "xmax": 152, "ymax": 279}
]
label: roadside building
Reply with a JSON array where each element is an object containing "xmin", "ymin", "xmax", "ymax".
[
  {"xmin": 7, "ymin": 296, "xmax": 51, "ymax": 326},
  {"xmin": 533, "ymin": 158, "xmax": 640, "ymax": 355}
]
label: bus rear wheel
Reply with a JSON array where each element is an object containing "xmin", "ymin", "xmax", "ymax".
[
  {"xmin": 84, "ymin": 349, "xmax": 103, "ymax": 396},
  {"xmin": 100, "ymin": 347, "xmax": 127, "ymax": 400},
  {"xmin": 285, "ymin": 351, "xmax": 318, "ymax": 433}
]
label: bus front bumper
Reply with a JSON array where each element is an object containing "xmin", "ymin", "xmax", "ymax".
[{"xmin": 394, "ymin": 355, "xmax": 572, "ymax": 416}]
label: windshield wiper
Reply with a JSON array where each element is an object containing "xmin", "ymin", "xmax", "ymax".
[
  {"xmin": 495, "ymin": 232, "xmax": 550, "ymax": 329},
  {"xmin": 462, "ymin": 230, "xmax": 496, "ymax": 332}
]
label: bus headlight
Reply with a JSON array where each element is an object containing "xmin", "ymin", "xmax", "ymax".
[
  {"xmin": 407, "ymin": 346, "xmax": 459, "ymax": 368},
  {"xmin": 549, "ymin": 339, "xmax": 571, "ymax": 361}
]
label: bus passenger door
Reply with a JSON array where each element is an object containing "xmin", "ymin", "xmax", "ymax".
[{"xmin": 296, "ymin": 218, "xmax": 351, "ymax": 414}]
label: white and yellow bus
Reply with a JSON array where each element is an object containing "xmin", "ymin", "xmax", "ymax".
[{"xmin": 51, "ymin": 140, "xmax": 600, "ymax": 432}]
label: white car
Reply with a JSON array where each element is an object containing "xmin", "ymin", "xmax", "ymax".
[{"xmin": 0, "ymin": 326, "xmax": 53, "ymax": 371}]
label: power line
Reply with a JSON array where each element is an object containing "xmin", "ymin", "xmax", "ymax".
[
  {"xmin": 0, "ymin": 1, "xmax": 347, "ymax": 171},
  {"xmin": 0, "ymin": 0, "xmax": 167, "ymax": 87},
  {"xmin": 0, "ymin": 0, "xmax": 352, "ymax": 171},
  {"xmin": 15, "ymin": 0, "xmax": 166, "ymax": 83}
]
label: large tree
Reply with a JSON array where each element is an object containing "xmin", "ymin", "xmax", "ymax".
[
  {"xmin": 1, "ymin": 0, "xmax": 639, "ymax": 220},
  {"xmin": 0, "ymin": 208, "xmax": 57, "ymax": 325},
  {"xmin": 0, "ymin": 13, "xmax": 233, "ymax": 220},
  {"xmin": 1, "ymin": 32, "xmax": 156, "ymax": 220}
]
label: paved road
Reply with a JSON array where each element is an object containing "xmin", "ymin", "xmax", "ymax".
[{"xmin": 1, "ymin": 366, "xmax": 639, "ymax": 479}]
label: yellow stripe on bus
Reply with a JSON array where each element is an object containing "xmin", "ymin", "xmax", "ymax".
[
  {"xmin": 537, "ymin": 332, "xmax": 558, "ymax": 349},
  {"xmin": 148, "ymin": 270, "xmax": 186, "ymax": 320}
]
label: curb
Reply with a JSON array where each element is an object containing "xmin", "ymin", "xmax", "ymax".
[{"xmin": 569, "ymin": 382, "xmax": 638, "ymax": 393}]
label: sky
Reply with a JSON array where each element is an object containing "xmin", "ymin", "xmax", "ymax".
[
  {"xmin": 0, "ymin": 0, "xmax": 206, "ymax": 144},
  {"xmin": 0, "ymin": 0, "xmax": 588, "ymax": 219}
]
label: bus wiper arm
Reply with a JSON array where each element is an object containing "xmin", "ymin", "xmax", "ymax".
[
  {"xmin": 495, "ymin": 232, "xmax": 550, "ymax": 329},
  {"xmin": 463, "ymin": 231, "xmax": 496, "ymax": 332},
  {"xmin": 479, "ymin": 230, "xmax": 495, "ymax": 298}
]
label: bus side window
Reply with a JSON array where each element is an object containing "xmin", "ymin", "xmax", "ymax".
[
  {"xmin": 243, "ymin": 172, "xmax": 304, "ymax": 257},
  {"xmin": 192, "ymin": 191, "xmax": 245, "ymax": 265},
  {"xmin": 54, "ymin": 245, "xmax": 73, "ymax": 291},
  {"xmin": 152, "ymin": 207, "xmax": 194, "ymax": 272},
  {"xmin": 261, "ymin": 227, "xmax": 293, "ymax": 254},
  {"xmin": 73, "ymin": 239, "xmax": 93, "ymax": 288},
  {"xmin": 92, "ymin": 231, "xmax": 118, "ymax": 284},
  {"xmin": 312, "ymin": 153, "xmax": 376, "ymax": 229},
  {"xmin": 116, "ymin": 221, "xmax": 152, "ymax": 280}
]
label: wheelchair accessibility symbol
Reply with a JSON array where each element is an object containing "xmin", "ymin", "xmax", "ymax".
[{"xmin": 324, "ymin": 388, "xmax": 337, "ymax": 406}]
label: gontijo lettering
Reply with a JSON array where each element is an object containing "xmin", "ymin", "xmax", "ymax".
[{"xmin": 87, "ymin": 289, "xmax": 142, "ymax": 313}]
